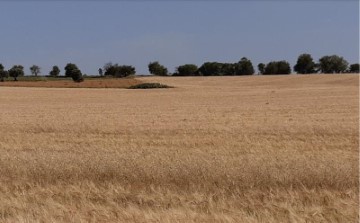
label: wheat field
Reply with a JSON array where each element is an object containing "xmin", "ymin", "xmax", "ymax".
[{"xmin": 0, "ymin": 74, "xmax": 358, "ymax": 222}]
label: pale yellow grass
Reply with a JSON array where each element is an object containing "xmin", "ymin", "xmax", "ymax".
[{"xmin": 0, "ymin": 74, "xmax": 358, "ymax": 222}]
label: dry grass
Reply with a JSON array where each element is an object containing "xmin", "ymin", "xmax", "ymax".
[
  {"xmin": 0, "ymin": 74, "xmax": 358, "ymax": 222},
  {"xmin": 0, "ymin": 77, "xmax": 142, "ymax": 88}
]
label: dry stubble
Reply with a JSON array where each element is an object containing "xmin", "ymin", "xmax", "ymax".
[{"xmin": 0, "ymin": 74, "xmax": 358, "ymax": 222}]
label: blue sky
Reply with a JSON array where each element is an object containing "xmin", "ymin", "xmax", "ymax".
[{"xmin": 0, "ymin": 1, "xmax": 358, "ymax": 75}]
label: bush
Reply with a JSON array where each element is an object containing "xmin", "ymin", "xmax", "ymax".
[{"xmin": 128, "ymin": 83, "xmax": 172, "ymax": 89}]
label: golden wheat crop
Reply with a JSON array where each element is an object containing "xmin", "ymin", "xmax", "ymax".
[{"xmin": 0, "ymin": 74, "xmax": 358, "ymax": 222}]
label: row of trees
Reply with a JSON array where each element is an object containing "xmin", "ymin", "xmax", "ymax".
[
  {"xmin": 149, "ymin": 54, "xmax": 359, "ymax": 76},
  {"xmin": 0, "ymin": 64, "xmax": 84, "ymax": 82},
  {"xmin": 1, "ymin": 54, "xmax": 359, "ymax": 82}
]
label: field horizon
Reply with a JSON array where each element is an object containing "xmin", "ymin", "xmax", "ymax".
[{"xmin": 0, "ymin": 74, "xmax": 358, "ymax": 222}]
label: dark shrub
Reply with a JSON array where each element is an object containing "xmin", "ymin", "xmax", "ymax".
[{"xmin": 128, "ymin": 83, "xmax": 172, "ymax": 89}]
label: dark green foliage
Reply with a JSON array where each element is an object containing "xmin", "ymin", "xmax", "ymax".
[
  {"xmin": 30, "ymin": 65, "xmax": 41, "ymax": 76},
  {"xmin": 128, "ymin": 83, "xmax": 172, "ymax": 89},
  {"xmin": 258, "ymin": 63, "xmax": 265, "ymax": 74},
  {"xmin": 263, "ymin": 61, "xmax": 291, "ymax": 75},
  {"xmin": 221, "ymin": 63, "xmax": 236, "ymax": 75},
  {"xmin": 8, "ymin": 65, "xmax": 25, "ymax": 81},
  {"xmin": 348, "ymin": 63, "xmax": 359, "ymax": 73},
  {"xmin": 71, "ymin": 69, "xmax": 84, "ymax": 82},
  {"xmin": 318, "ymin": 55, "xmax": 348, "ymax": 73},
  {"xmin": 235, "ymin": 57, "xmax": 254, "ymax": 75},
  {"xmin": 174, "ymin": 64, "xmax": 199, "ymax": 76},
  {"xmin": 103, "ymin": 63, "xmax": 136, "ymax": 77},
  {"xmin": 64, "ymin": 63, "xmax": 84, "ymax": 82},
  {"xmin": 0, "ymin": 64, "xmax": 9, "ymax": 82},
  {"xmin": 49, "ymin": 66, "xmax": 60, "ymax": 77},
  {"xmin": 196, "ymin": 59, "xmax": 254, "ymax": 76},
  {"xmin": 148, "ymin": 61, "xmax": 168, "ymax": 76},
  {"xmin": 64, "ymin": 63, "xmax": 78, "ymax": 77},
  {"xmin": 294, "ymin": 54, "xmax": 316, "ymax": 74},
  {"xmin": 198, "ymin": 62, "xmax": 223, "ymax": 76}
]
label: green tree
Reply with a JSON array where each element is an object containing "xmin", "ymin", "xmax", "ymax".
[
  {"xmin": 0, "ymin": 64, "xmax": 9, "ymax": 82},
  {"xmin": 198, "ymin": 62, "xmax": 223, "ymax": 76},
  {"xmin": 115, "ymin": 65, "xmax": 136, "ymax": 77},
  {"xmin": 263, "ymin": 61, "xmax": 291, "ymax": 75},
  {"xmin": 103, "ymin": 63, "xmax": 135, "ymax": 77},
  {"xmin": 258, "ymin": 63, "xmax": 265, "ymax": 74},
  {"xmin": 148, "ymin": 61, "xmax": 168, "ymax": 76},
  {"xmin": 318, "ymin": 55, "xmax": 348, "ymax": 73},
  {"xmin": 98, "ymin": 68, "xmax": 103, "ymax": 76},
  {"xmin": 235, "ymin": 57, "xmax": 254, "ymax": 75},
  {"xmin": 30, "ymin": 65, "xmax": 41, "ymax": 76},
  {"xmin": 64, "ymin": 63, "xmax": 84, "ymax": 82},
  {"xmin": 348, "ymin": 63, "xmax": 359, "ymax": 73},
  {"xmin": 174, "ymin": 64, "xmax": 198, "ymax": 76},
  {"xmin": 8, "ymin": 65, "xmax": 25, "ymax": 81},
  {"xmin": 294, "ymin": 54, "xmax": 316, "ymax": 74},
  {"xmin": 49, "ymin": 66, "xmax": 60, "ymax": 77},
  {"xmin": 221, "ymin": 63, "xmax": 236, "ymax": 75}
]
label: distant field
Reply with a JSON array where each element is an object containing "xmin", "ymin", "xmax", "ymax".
[
  {"xmin": 0, "ymin": 76, "xmax": 142, "ymax": 88},
  {"xmin": 0, "ymin": 74, "xmax": 358, "ymax": 222}
]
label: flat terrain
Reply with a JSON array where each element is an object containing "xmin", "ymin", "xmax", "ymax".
[
  {"xmin": 0, "ymin": 77, "xmax": 142, "ymax": 88},
  {"xmin": 0, "ymin": 74, "xmax": 358, "ymax": 222}
]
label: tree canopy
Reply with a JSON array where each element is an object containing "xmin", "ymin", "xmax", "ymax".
[
  {"xmin": 148, "ymin": 61, "xmax": 168, "ymax": 76},
  {"xmin": 64, "ymin": 63, "xmax": 84, "ymax": 82},
  {"xmin": 318, "ymin": 55, "xmax": 348, "ymax": 73},
  {"xmin": 294, "ymin": 54, "xmax": 316, "ymax": 74},
  {"xmin": 104, "ymin": 63, "xmax": 136, "ymax": 77},
  {"xmin": 263, "ymin": 61, "xmax": 291, "ymax": 75},
  {"xmin": 49, "ymin": 66, "xmax": 60, "ymax": 77},
  {"xmin": 8, "ymin": 65, "xmax": 25, "ymax": 81},
  {"xmin": 174, "ymin": 64, "xmax": 199, "ymax": 76},
  {"xmin": 30, "ymin": 65, "xmax": 41, "ymax": 76}
]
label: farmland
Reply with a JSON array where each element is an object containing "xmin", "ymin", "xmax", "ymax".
[{"xmin": 0, "ymin": 74, "xmax": 358, "ymax": 222}]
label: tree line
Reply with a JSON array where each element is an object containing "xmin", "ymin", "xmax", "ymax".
[
  {"xmin": 150, "ymin": 54, "xmax": 358, "ymax": 76},
  {"xmin": 0, "ymin": 54, "xmax": 359, "ymax": 82},
  {"xmin": 0, "ymin": 64, "xmax": 85, "ymax": 82}
]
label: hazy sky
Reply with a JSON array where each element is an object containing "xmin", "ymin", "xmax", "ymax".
[{"xmin": 0, "ymin": 1, "xmax": 358, "ymax": 75}]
